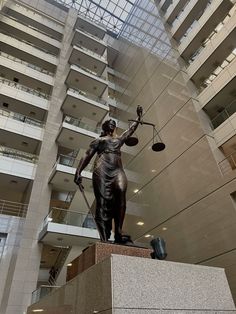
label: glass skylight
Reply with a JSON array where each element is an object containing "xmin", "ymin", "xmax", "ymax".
[{"xmin": 55, "ymin": 0, "xmax": 136, "ymax": 36}]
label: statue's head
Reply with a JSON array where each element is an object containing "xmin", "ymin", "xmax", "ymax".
[{"xmin": 101, "ymin": 119, "xmax": 116, "ymax": 136}]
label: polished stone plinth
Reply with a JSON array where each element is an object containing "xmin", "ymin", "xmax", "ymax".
[
  {"xmin": 66, "ymin": 241, "xmax": 152, "ymax": 281},
  {"xmin": 28, "ymin": 254, "xmax": 236, "ymax": 314}
]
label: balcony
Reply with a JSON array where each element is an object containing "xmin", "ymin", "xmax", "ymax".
[
  {"xmin": 164, "ymin": 0, "xmax": 189, "ymax": 25},
  {"xmin": 218, "ymin": 151, "xmax": 236, "ymax": 176},
  {"xmin": 39, "ymin": 207, "xmax": 99, "ymax": 246},
  {"xmin": 0, "ymin": 31, "xmax": 57, "ymax": 73},
  {"xmin": 57, "ymin": 116, "xmax": 100, "ymax": 150},
  {"xmin": 0, "ymin": 146, "xmax": 37, "ymax": 179},
  {"xmin": 61, "ymin": 88, "xmax": 109, "ymax": 121},
  {"xmin": 0, "ymin": 199, "xmax": 27, "ymax": 218},
  {"xmin": 171, "ymin": 0, "xmax": 209, "ymax": 41},
  {"xmin": 0, "ymin": 77, "xmax": 49, "ymax": 117},
  {"xmin": 72, "ymin": 28, "xmax": 107, "ymax": 56},
  {"xmin": 3, "ymin": 1, "xmax": 64, "ymax": 40},
  {"xmin": 69, "ymin": 45, "xmax": 107, "ymax": 76},
  {"xmin": 75, "ymin": 15, "xmax": 106, "ymax": 40},
  {"xmin": 178, "ymin": 0, "xmax": 234, "ymax": 60},
  {"xmin": 0, "ymin": 108, "xmax": 44, "ymax": 142},
  {"xmin": 0, "ymin": 52, "xmax": 54, "ymax": 95},
  {"xmin": 0, "ymin": 14, "xmax": 61, "ymax": 55},
  {"xmin": 66, "ymin": 64, "xmax": 108, "ymax": 97},
  {"xmin": 198, "ymin": 54, "xmax": 236, "ymax": 114},
  {"xmin": 187, "ymin": 9, "xmax": 236, "ymax": 84}
]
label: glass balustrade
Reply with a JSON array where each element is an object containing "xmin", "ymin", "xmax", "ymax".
[
  {"xmin": 57, "ymin": 154, "xmax": 93, "ymax": 172},
  {"xmin": 31, "ymin": 286, "xmax": 60, "ymax": 304},
  {"xmin": 210, "ymin": 99, "xmax": 236, "ymax": 129},
  {"xmin": 43, "ymin": 207, "xmax": 97, "ymax": 229},
  {"xmin": 68, "ymin": 87, "xmax": 108, "ymax": 106},
  {"xmin": 0, "ymin": 199, "xmax": 28, "ymax": 217},
  {"xmin": 0, "ymin": 146, "xmax": 38, "ymax": 163},
  {"xmin": 0, "ymin": 51, "xmax": 54, "ymax": 76},
  {"xmin": 0, "ymin": 108, "xmax": 44, "ymax": 127},
  {"xmin": 64, "ymin": 115, "xmax": 101, "ymax": 133},
  {"xmin": 0, "ymin": 77, "xmax": 50, "ymax": 99},
  {"xmin": 73, "ymin": 63, "xmax": 107, "ymax": 81}
]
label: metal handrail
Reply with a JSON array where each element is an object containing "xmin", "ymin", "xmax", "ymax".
[
  {"xmin": 0, "ymin": 108, "xmax": 45, "ymax": 128},
  {"xmin": 75, "ymin": 44, "xmax": 106, "ymax": 61},
  {"xmin": 1, "ymin": 12, "xmax": 60, "ymax": 41},
  {"xmin": 0, "ymin": 77, "xmax": 50, "ymax": 99},
  {"xmin": 0, "ymin": 146, "xmax": 38, "ymax": 163},
  {"xmin": 210, "ymin": 99, "xmax": 236, "ymax": 129},
  {"xmin": 218, "ymin": 151, "xmax": 236, "ymax": 176},
  {"xmin": 0, "ymin": 199, "xmax": 28, "ymax": 217},
  {"xmin": 77, "ymin": 27, "xmax": 106, "ymax": 43},
  {"xmin": 0, "ymin": 51, "xmax": 54, "ymax": 76},
  {"xmin": 64, "ymin": 115, "xmax": 101, "ymax": 133},
  {"xmin": 31, "ymin": 285, "xmax": 60, "ymax": 304},
  {"xmin": 0, "ymin": 30, "xmax": 57, "ymax": 56},
  {"xmin": 68, "ymin": 87, "xmax": 108, "ymax": 106},
  {"xmin": 57, "ymin": 154, "xmax": 94, "ymax": 171},
  {"xmin": 72, "ymin": 63, "xmax": 107, "ymax": 81},
  {"xmin": 43, "ymin": 207, "xmax": 96, "ymax": 229}
]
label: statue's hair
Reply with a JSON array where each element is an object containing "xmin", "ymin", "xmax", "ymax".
[{"xmin": 100, "ymin": 119, "xmax": 116, "ymax": 137}]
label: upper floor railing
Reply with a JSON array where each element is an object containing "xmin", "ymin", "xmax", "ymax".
[
  {"xmin": 0, "ymin": 51, "xmax": 54, "ymax": 76},
  {"xmin": 31, "ymin": 285, "xmax": 60, "ymax": 305},
  {"xmin": 43, "ymin": 207, "xmax": 97, "ymax": 230},
  {"xmin": 0, "ymin": 199, "xmax": 28, "ymax": 217},
  {"xmin": 73, "ymin": 63, "xmax": 107, "ymax": 81},
  {"xmin": 68, "ymin": 87, "xmax": 108, "ymax": 107},
  {"xmin": 64, "ymin": 115, "xmax": 101, "ymax": 133},
  {"xmin": 75, "ymin": 44, "xmax": 106, "ymax": 61},
  {"xmin": 56, "ymin": 154, "xmax": 93, "ymax": 172},
  {"xmin": 218, "ymin": 151, "xmax": 236, "ymax": 176},
  {"xmin": 0, "ymin": 77, "xmax": 50, "ymax": 100},
  {"xmin": 0, "ymin": 146, "xmax": 38, "ymax": 163},
  {"xmin": 0, "ymin": 108, "xmax": 45, "ymax": 128},
  {"xmin": 210, "ymin": 99, "xmax": 236, "ymax": 130},
  {"xmin": 77, "ymin": 27, "xmax": 106, "ymax": 43}
]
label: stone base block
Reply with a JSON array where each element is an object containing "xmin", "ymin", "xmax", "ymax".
[
  {"xmin": 67, "ymin": 241, "xmax": 152, "ymax": 281},
  {"xmin": 28, "ymin": 254, "xmax": 236, "ymax": 313}
]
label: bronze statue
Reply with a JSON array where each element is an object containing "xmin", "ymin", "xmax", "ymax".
[{"xmin": 74, "ymin": 105, "xmax": 143, "ymax": 243}]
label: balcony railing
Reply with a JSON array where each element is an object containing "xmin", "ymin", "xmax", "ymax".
[
  {"xmin": 0, "ymin": 199, "xmax": 28, "ymax": 217},
  {"xmin": 0, "ymin": 30, "xmax": 57, "ymax": 57},
  {"xmin": 31, "ymin": 285, "xmax": 60, "ymax": 304},
  {"xmin": 68, "ymin": 87, "xmax": 108, "ymax": 106},
  {"xmin": 64, "ymin": 115, "xmax": 101, "ymax": 133},
  {"xmin": 0, "ymin": 51, "xmax": 54, "ymax": 76},
  {"xmin": 43, "ymin": 207, "xmax": 97, "ymax": 229},
  {"xmin": 73, "ymin": 64, "xmax": 107, "ymax": 81},
  {"xmin": 0, "ymin": 108, "xmax": 45, "ymax": 128},
  {"xmin": 0, "ymin": 77, "xmax": 50, "ymax": 100},
  {"xmin": 57, "ymin": 154, "xmax": 93, "ymax": 172},
  {"xmin": 0, "ymin": 146, "xmax": 38, "ymax": 163},
  {"xmin": 75, "ymin": 44, "xmax": 106, "ymax": 61},
  {"xmin": 77, "ymin": 27, "xmax": 106, "ymax": 43},
  {"xmin": 210, "ymin": 99, "xmax": 236, "ymax": 129},
  {"xmin": 218, "ymin": 151, "xmax": 236, "ymax": 176}
]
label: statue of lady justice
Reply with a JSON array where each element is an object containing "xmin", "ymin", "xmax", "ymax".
[{"xmin": 74, "ymin": 105, "xmax": 143, "ymax": 243}]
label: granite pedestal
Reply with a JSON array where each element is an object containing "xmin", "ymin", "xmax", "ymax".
[{"xmin": 28, "ymin": 253, "xmax": 236, "ymax": 314}]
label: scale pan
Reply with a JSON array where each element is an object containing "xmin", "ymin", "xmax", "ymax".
[
  {"xmin": 125, "ymin": 137, "xmax": 139, "ymax": 146},
  {"xmin": 152, "ymin": 142, "xmax": 165, "ymax": 152}
]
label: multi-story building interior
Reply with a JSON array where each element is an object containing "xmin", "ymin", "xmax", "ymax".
[{"xmin": 0, "ymin": 0, "xmax": 236, "ymax": 313}]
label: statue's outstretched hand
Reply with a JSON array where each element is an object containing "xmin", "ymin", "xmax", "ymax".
[
  {"xmin": 137, "ymin": 105, "xmax": 143, "ymax": 119},
  {"xmin": 74, "ymin": 172, "xmax": 82, "ymax": 186}
]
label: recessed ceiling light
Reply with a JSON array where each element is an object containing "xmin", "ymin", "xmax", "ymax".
[
  {"xmin": 145, "ymin": 234, "xmax": 151, "ymax": 238},
  {"xmin": 137, "ymin": 221, "xmax": 144, "ymax": 226},
  {"xmin": 72, "ymin": 104, "xmax": 76, "ymax": 108},
  {"xmin": 67, "ymin": 263, "xmax": 72, "ymax": 267},
  {"xmin": 32, "ymin": 310, "xmax": 44, "ymax": 313},
  {"xmin": 69, "ymin": 137, "xmax": 74, "ymax": 140},
  {"xmin": 75, "ymin": 79, "xmax": 79, "ymax": 82},
  {"xmin": 92, "ymin": 112, "xmax": 96, "ymax": 116},
  {"xmin": 133, "ymin": 189, "xmax": 139, "ymax": 193},
  {"xmin": 93, "ymin": 86, "xmax": 97, "ymax": 90},
  {"xmin": 151, "ymin": 169, "xmax": 156, "ymax": 173},
  {"xmin": 162, "ymin": 227, "xmax": 167, "ymax": 231},
  {"xmin": 64, "ymin": 178, "xmax": 69, "ymax": 183}
]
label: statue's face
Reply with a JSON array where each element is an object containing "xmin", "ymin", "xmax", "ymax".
[{"xmin": 108, "ymin": 120, "xmax": 116, "ymax": 133}]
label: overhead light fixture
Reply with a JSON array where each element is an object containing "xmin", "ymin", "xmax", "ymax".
[
  {"xmin": 67, "ymin": 263, "xmax": 72, "ymax": 267},
  {"xmin": 133, "ymin": 189, "xmax": 139, "ymax": 193},
  {"xmin": 145, "ymin": 234, "xmax": 151, "ymax": 238},
  {"xmin": 137, "ymin": 221, "xmax": 144, "ymax": 226},
  {"xmin": 151, "ymin": 169, "xmax": 156, "ymax": 173},
  {"xmin": 162, "ymin": 227, "xmax": 167, "ymax": 231},
  {"xmin": 32, "ymin": 310, "xmax": 44, "ymax": 312}
]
